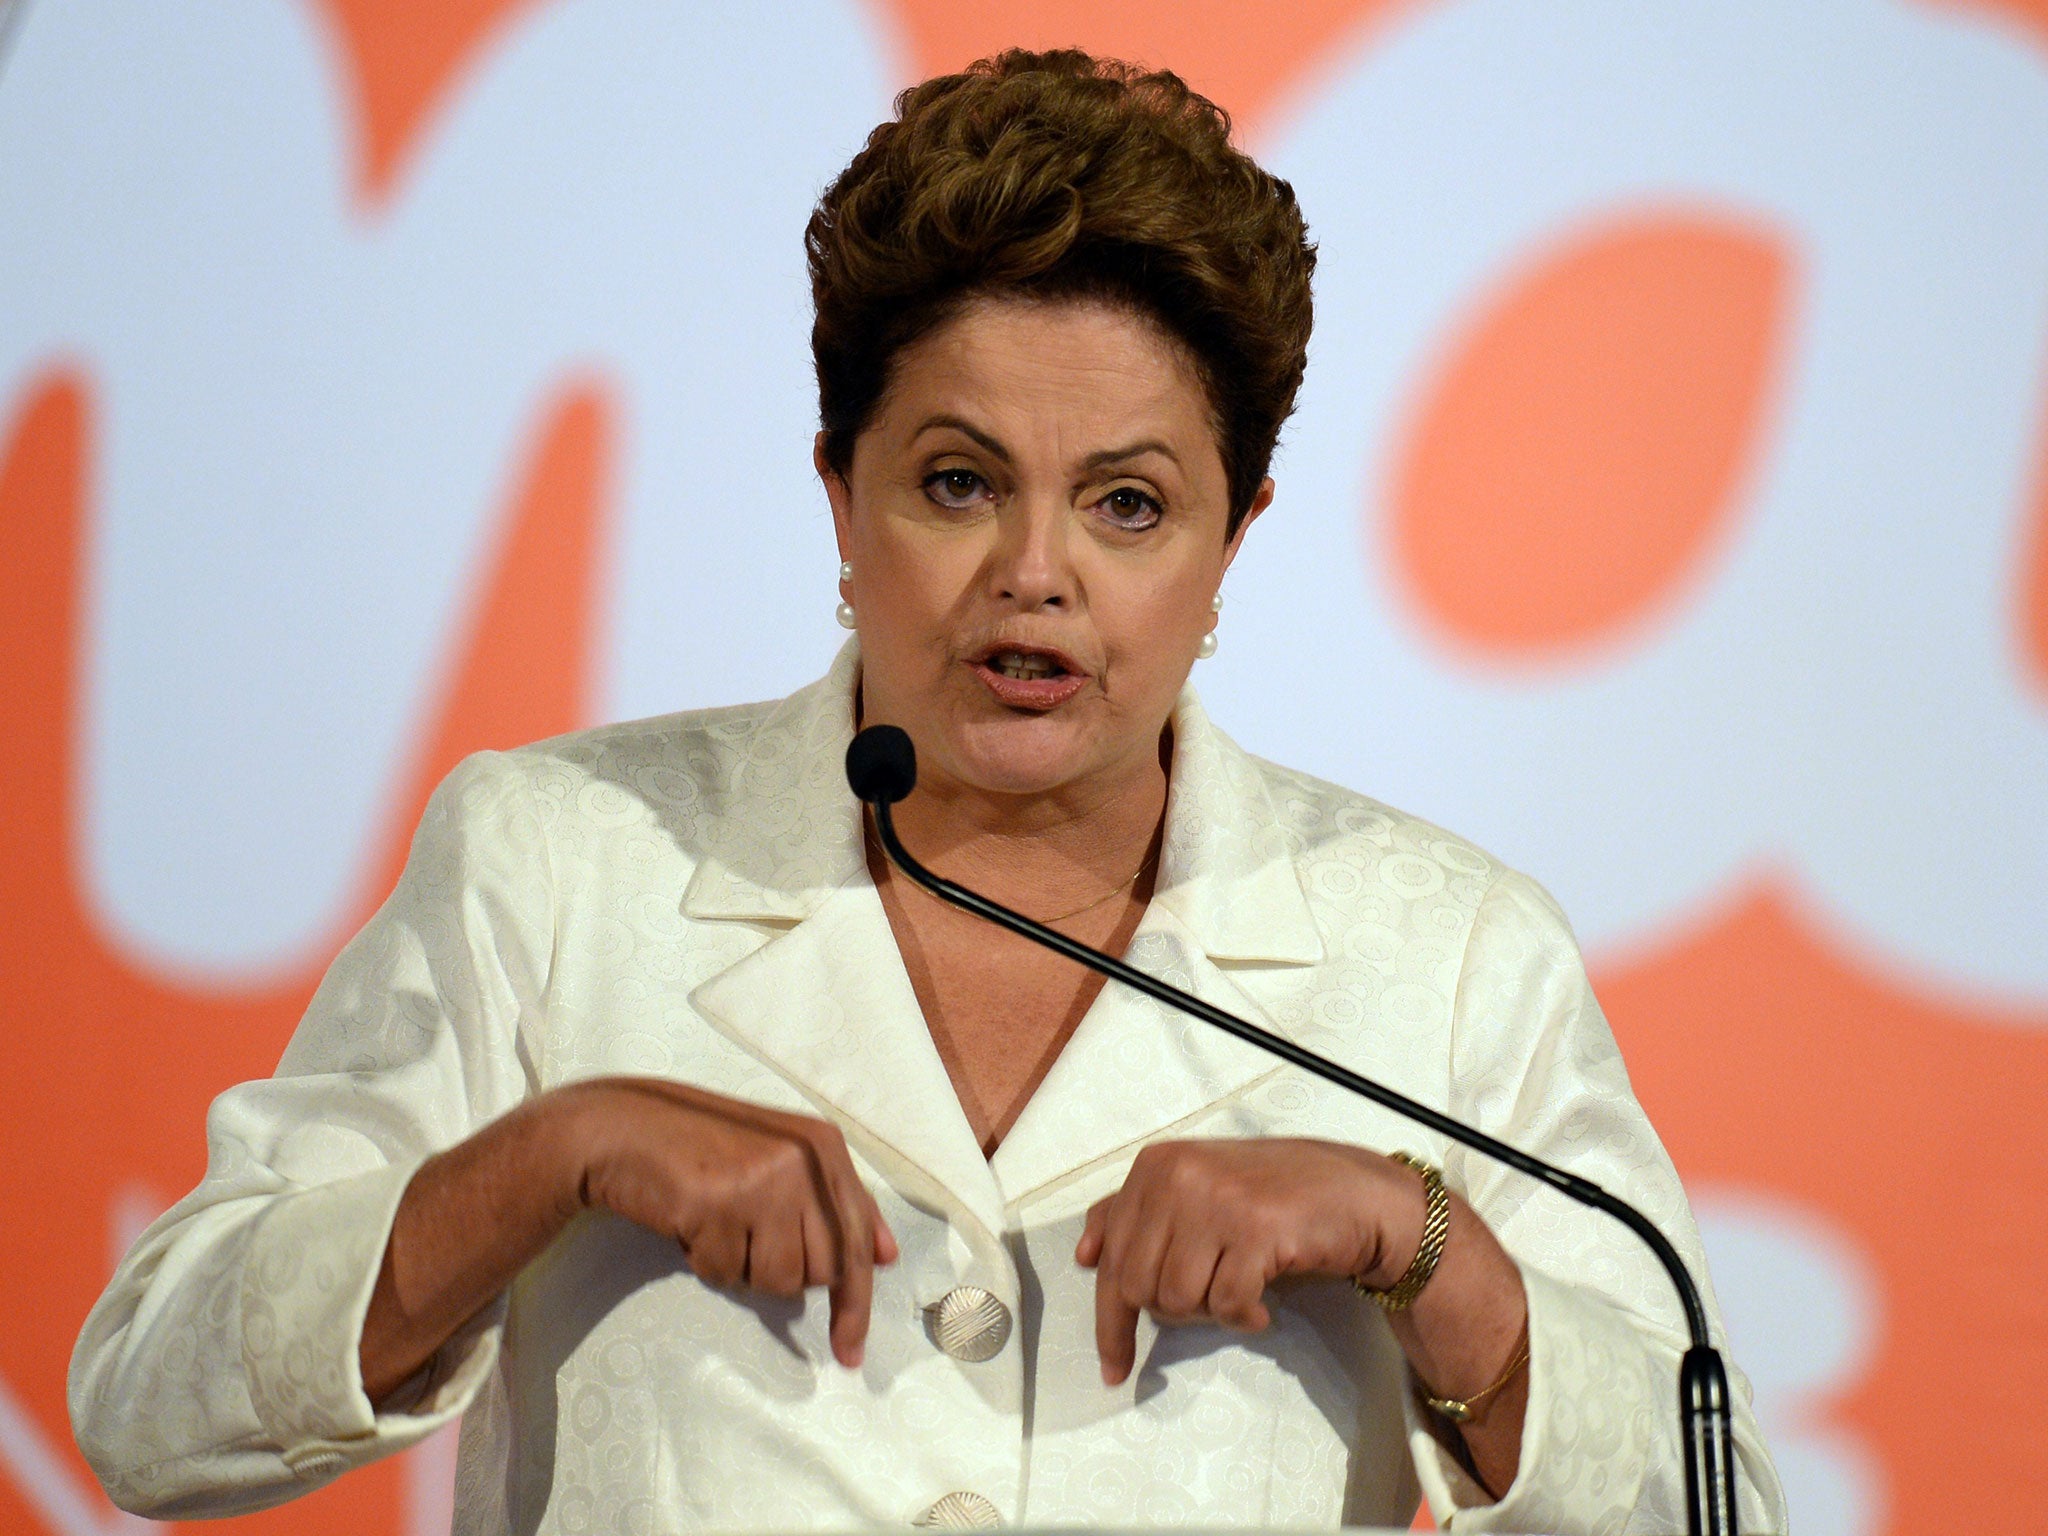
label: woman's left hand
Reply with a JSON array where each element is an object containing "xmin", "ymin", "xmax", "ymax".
[{"xmin": 1075, "ymin": 1137, "xmax": 1427, "ymax": 1385}]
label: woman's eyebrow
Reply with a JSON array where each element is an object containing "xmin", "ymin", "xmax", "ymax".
[
  {"xmin": 1080, "ymin": 439, "xmax": 1181, "ymax": 472},
  {"xmin": 913, "ymin": 413, "xmax": 1011, "ymax": 463}
]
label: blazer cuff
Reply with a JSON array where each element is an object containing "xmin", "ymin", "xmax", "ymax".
[
  {"xmin": 238, "ymin": 1160, "xmax": 500, "ymax": 1484},
  {"xmin": 1405, "ymin": 1262, "xmax": 1657, "ymax": 1532}
]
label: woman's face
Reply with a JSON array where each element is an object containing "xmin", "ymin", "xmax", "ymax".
[{"xmin": 821, "ymin": 295, "xmax": 1267, "ymax": 804}]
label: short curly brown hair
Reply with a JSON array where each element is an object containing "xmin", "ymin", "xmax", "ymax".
[{"xmin": 806, "ymin": 48, "xmax": 1316, "ymax": 536}]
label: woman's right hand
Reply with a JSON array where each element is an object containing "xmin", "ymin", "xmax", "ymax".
[
  {"xmin": 555, "ymin": 1078, "xmax": 898, "ymax": 1366},
  {"xmin": 361, "ymin": 1079, "xmax": 896, "ymax": 1403}
]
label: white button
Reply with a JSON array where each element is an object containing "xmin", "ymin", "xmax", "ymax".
[
  {"xmin": 921, "ymin": 1285, "xmax": 1012, "ymax": 1362},
  {"xmin": 913, "ymin": 1490, "xmax": 1002, "ymax": 1528},
  {"xmin": 284, "ymin": 1448, "xmax": 349, "ymax": 1480}
]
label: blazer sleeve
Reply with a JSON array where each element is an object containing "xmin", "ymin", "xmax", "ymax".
[
  {"xmin": 67, "ymin": 750, "xmax": 551, "ymax": 1518},
  {"xmin": 1405, "ymin": 870, "xmax": 1789, "ymax": 1534}
]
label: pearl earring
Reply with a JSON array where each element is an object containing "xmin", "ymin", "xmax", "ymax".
[
  {"xmin": 836, "ymin": 560, "xmax": 857, "ymax": 628},
  {"xmin": 1195, "ymin": 590, "xmax": 1221, "ymax": 657}
]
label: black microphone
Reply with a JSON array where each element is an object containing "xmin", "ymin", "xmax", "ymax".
[{"xmin": 846, "ymin": 723, "xmax": 1739, "ymax": 1536}]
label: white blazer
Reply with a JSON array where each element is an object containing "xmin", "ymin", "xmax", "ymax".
[{"xmin": 70, "ymin": 641, "xmax": 1785, "ymax": 1534}]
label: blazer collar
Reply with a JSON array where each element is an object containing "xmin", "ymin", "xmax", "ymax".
[
  {"xmin": 681, "ymin": 640, "xmax": 1325, "ymax": 966},
  {"xmin": 679, "ymin": 641, "xmax": 868, "ymax": 925},
  {"xmin": 683, "ymin": 641, "xmax": 1327, "ymax": 1232}
]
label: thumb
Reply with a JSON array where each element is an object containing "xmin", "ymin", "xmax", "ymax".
[{"xmin": 1075, "ymin": 1199, "xmax": 1109, "ymax": 1267}]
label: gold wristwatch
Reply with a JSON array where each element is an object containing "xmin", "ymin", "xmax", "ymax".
[{"xmin": 1353, "ymin": 1152, "xmax": 1449, "ymax": 1311}]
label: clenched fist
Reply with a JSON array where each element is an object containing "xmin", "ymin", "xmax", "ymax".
[
  {"xmin": 1075, "ymin": 1137, "xmax": 1430, "ymax": 1385},
  {"xmin": 564, "ymin": 1079, "xmax": 900, "ymax": 1367},
  {"xmin": 361, "ymin": 1079, "xmax": 899, "ymax": 1402}
]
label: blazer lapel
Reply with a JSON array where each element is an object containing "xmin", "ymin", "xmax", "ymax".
[
  {"xmin": 689, "ymin": 877, "xmax": 1009, "ymax": 1243},
  {"xmin": 679, "ymin": 641, "xmax": 1008, "ymax": 1241},
  {"xmin": 990, "ymin": 690, "xmax": 1327, "ymax": 1204},
  {"xmin": 988, "ymin": 905, "xmax": 1289, "ymax": 1205}
]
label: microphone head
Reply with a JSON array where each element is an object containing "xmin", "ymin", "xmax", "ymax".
[{"xmin": 845, "ymin": 724, "xmax": 918, "ymax": 805}]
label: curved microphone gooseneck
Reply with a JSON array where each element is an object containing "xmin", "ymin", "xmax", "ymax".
[{"xmin": 845, "ymin": 724, "xmax": 1739, "ymax": 1536}]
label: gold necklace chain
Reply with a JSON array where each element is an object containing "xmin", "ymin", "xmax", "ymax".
[
  {"xmin": 1036, "ymin": 856, "xmax": 1153, "ymax": 923},
  {"xmin": 865, "ymin": 815, "xmax": 1155, "ymax": 925}
]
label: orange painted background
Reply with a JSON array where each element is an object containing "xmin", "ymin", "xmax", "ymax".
[{"xmin": 2, "ymin": 2, "xmax": 2045, "ymax": 1533}]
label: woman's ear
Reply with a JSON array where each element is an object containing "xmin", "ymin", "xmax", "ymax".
[
  {"xmin": 816, "ymin": 431, "xmax": 854, "ymax": 562},
  {"xmin": 1223, "ymin": 477, "xmax": 1275, "ymax": 571}
]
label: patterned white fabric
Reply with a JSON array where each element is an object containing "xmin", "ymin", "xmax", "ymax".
[{"xmin": 69, "ymin": 640, "xmax": 1786, "ymax": 1533}]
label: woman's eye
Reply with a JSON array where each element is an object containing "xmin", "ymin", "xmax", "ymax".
[
  {"xmin": 923, "ymin": 468, "xmax": 991, "ymax": 510},
  {"xmin": 1098, "ymin": 486, "xmax": 1163, "ymax": 529}
]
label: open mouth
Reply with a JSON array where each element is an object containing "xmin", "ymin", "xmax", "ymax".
[
  {"xmin": 969, "ymin": 643, "xmax": 1089, "ymax": 708},
  {"xmin": 987, "ymin": 649, "xmax": 1067, "ymax": 681}
]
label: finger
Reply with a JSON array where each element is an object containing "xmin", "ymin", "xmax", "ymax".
[
  {"xmin": 747, "ymin": 1215, "xmax": 806, "ymax": 1297},
  {"xmin": 1153, "ymin": 1230, "xmax": 1225, "ymax": 1323},
  {"xmin": 806, "ymin": 1131, "xmax": 876, "ymax": 1370},
  {"xmin": 1094, "ymin": 1197, "xmax": 1167, "ymax": 1387},
  {"xmin": 800, "ymin": 1204, "xmax": 837, "ymax": 1289},
  {"xmin": 1076, "ymin": 1196, "xmax": 1112, "ymax": 1267},
  {"xmin": 686, "ymin": 1219, "xmax": 746, "ymax": 1288},
  {"xmin": 1094, "ymin": 1258, "xmax": 1143, "ymax": 1386},
  {"xmin": 1109, "ymin": 1197, "xmax": 1173, "ymax": 1319},
  {"xmin": 827, "ymin": 1235, "xmax": 875, "ymax": 1370},
  {"xmin": 1208, "ymin": 1243, "xmax": 1273, "ymax": 1333},
  {"xmin": 805, "ymin": 1124, "xmax": 875, "ymax": 1271},
  {"xmin": 870, "ymin": 1197, "xmax": 899, "ymax": 1265}
]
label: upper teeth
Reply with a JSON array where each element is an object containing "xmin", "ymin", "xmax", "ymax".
[{"xmin": 994, "ymin": 651, "xmax": 1057, "ymax": 680}]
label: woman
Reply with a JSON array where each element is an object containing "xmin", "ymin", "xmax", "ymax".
[{"xmin": 71, "ymin": 50, "xmax": 1784, "ymax": 1533}]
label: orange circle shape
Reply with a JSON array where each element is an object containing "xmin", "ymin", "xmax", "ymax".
[{"xmin": 1389, "ymin": 212, "xmax": 1793, "ymax": 658}]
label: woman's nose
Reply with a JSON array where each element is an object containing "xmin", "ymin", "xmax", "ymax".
[{"xmin": 988, "ymin": 500, "xmax": 1077, "ymax": 611}]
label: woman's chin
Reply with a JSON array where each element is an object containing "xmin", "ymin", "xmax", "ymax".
[{"xmin": 937, "ymin": 714, "xmax": 1117, "ymax": 799}]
